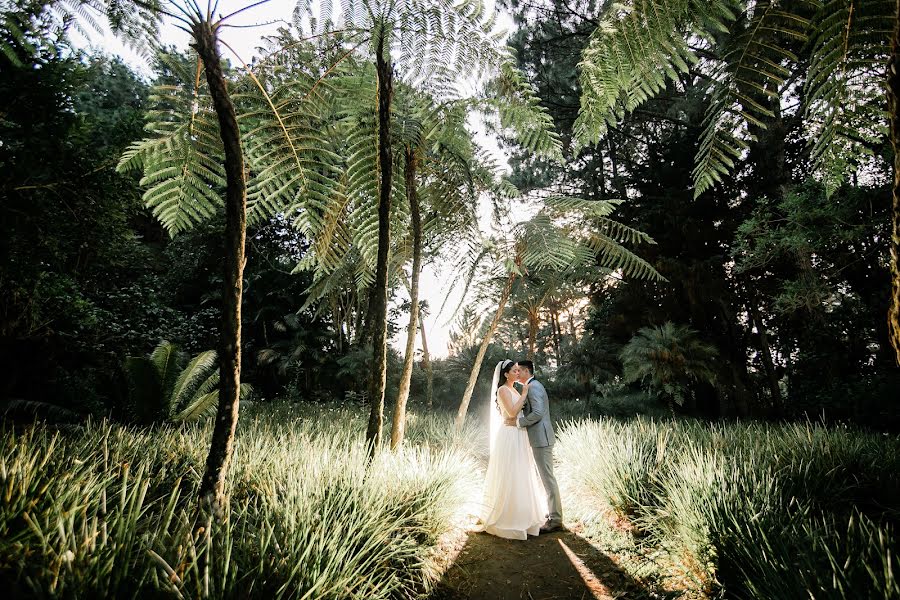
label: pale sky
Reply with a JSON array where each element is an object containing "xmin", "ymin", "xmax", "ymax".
[{"xmin": 73, "ymin": 0, "xmax": 523, "ymax": 358}]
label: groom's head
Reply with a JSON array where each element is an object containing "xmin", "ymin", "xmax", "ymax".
[{"xmin": 516, "ymin": 360, "xmax": 534, "ymax": 382}]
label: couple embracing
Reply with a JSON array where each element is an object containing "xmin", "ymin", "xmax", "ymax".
[{"xmin": 477, "ymin": 359, "xmax": 563, "ymax": 540}]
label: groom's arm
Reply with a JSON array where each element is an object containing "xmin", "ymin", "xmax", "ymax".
[{"xmin": 517, "ymin": 383, "xmax": 548, "ymax": 428}]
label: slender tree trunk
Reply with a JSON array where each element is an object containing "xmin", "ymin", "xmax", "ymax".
[
  {"xmin": 333, "ymin": 304, "xmax": 343, "ymax": 354},
  {"xmin": 888, "ymin": 2, "xmax": 900, "ymax": 365},
  {"xmin": 420, "ymin": 320, "xmax": 434, "ymax": 409},
  {"xmin": 527, "ymin": 309, "xmax": 539, "ymax": 361},
  {"xmin": 193, "ymin": 22, "xmax": 246, "ymax": 520},
  {"xmin": 550, "ymin": 308, "xmax": 562, "ymax": 363},
  {"xmin": 391, "ymin": 148, "xmax": 421, "ymax": 450},
  {"xmin": 568, "ymin": 309, "xmax": 578, "ymax": 342},
  {"xmin": 366, "ymin": 37, "xmax": 394, "ymax": 452},
  {"xmin": 456, "ymin": 274, "xmax": 516, "ymax": 429},
  {"xmin": 352, "ymin": 298, "xmax": 364, "ymax": 345},
  {"xmin": 748, "ymin": 303, "xmax": 782, "ymax": 413},
  {"xmin": 360, "ymin": 284, "xmax": 377, "ymax": 347}
]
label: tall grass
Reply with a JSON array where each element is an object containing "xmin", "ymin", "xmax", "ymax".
[
  {"xmin": 0, "ymin": 403, "xmax": 480, "ymax": 599},
  {"xmin": 556, "ymin": 417, "xmax": 900, "ymax": 599}
]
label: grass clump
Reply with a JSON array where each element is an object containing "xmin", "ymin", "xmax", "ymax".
[
  {"xmin": 0, "ymin": 402, "xmax": 479, "ymax": 599},
  {"xmin": 557, "ymin": 417, "xmax": 900, "ymax": 599}
]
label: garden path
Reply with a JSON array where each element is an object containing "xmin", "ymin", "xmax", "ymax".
[{"xmin": 431, "ymin": 525, "xmax": 650, "ymax": 600}]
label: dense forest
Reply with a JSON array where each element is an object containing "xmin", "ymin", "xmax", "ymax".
[{"xmin": 1, "ymin": 0, "xmax": 898, "ymax": 598}]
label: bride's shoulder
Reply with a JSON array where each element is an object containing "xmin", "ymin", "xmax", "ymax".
[{"xmin": 497, "ymin": 385, "xmax": 518, "ymax": 399}]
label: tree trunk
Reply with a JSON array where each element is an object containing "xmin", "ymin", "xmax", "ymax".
[
  {"xmin": 568, "ymin": 309, "xmax": 578, "ymax": 342},
  {"xmin": 366, "ymin": 37, "xmax": 394, "ymax": 452},
  {"xmin": 748, "ymin": 303, "xmax": 782, "ymax": 414},
  {"xmin": 352, "ymin": 296, "xmax": 364, "ymax": 346},
  {"xmin": 888, "ymin": 1, "xmax": 900, "ymax": 365},
  {"xmin": 456, "ymin": 274, "xmax": 516, "ymax": 429},
  {"xmin": 193, "ymin": 22, "xmax": 247, "ymax": 520},
  {"xmin": 550, "ymin": 308, "xmax": 562, "ymax": 363},
  {"xmin": 420, "ymin": 320, "xmax": 434, "ymax": 409},
  {"xmin": 527, "ymin": 309, "xmax": 539, "ymax": 361},
  {"xmin": 360, "ymin": 283, "xmax": 377, "ymax": 347},
  {"xmin": 391, "ymin": 148, "xmax": 421, "ymax": 450}
]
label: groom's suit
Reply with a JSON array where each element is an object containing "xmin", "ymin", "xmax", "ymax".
[{"xmin": 517, "ymin": 377, "xmax": 563, "ymax": 524}]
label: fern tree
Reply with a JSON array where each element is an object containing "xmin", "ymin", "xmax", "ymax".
[
  {"xmin": 454, "ymin": 200, "xmax": 665, "ymax": 428},
  {"xmin": 573, "ymin": 0, "xmax": 900, "ymax": 365},
  {"xmin": 389, "ymin": 91, "xmax": 482, "ymax": 448},
  {"xmin": 112, "ymin": 0, "xmax": 334, "ymax": 518},
  {"xmin": 513, "ymin": 264, "xmax": 602, "ymax": 361},
  {"xmin": 119, "ymin": 15, "xmax": 245, "ymax": 518},
  {"xmin": 291, "ymin": 0, "xmax": 565, "ymax": 450},
  {"xmin": 10, "ymin": 0, "xmax": 266, "ymax": 520}
]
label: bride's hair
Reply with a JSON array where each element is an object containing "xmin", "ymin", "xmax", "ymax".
[
  {"xmin": 497, "ymin": 360, "xmax": 514, "ymax": 388},
  {"xmin": 494, "ymin": 360, "xmax": 514, "ymax": 414}
]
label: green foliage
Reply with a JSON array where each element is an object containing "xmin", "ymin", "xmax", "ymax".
[
  {"xmin": 805, "ymin": 0, "xmax": 894, "ymax": 195},
  {"xmin": 1, "ymin": 0, "xmax": 159, "ymax": 66},
  {"xmin": 123, "ymin": 340, "xmax": 252, "ymax": 423},
  {"xmin": 573, "ymin": 0, "xmax": 895, "ymax": 197},
  {"xmin": 620, "ymin": 322, "xmax": 719, "ymax": 407},
  {"xmin": 117, "ymin": 52, "xmax": 227, "ymax": 236},
  {"xmin": 0, "ymin": 403, "xmax": 479, "ymax": 598},
  {"xmin": 479, "ymin": 56, "xmax": 564, "ymax": 161},
  {"xmin": 573, "ymin": 0, "xmax": 739, "ymax": 149}
]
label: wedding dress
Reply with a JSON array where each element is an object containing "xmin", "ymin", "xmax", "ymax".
[{"xmin": 477, "ymin": 384, "xmax": 548, "ymax": 540}]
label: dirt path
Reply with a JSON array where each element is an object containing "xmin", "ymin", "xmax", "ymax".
[{"xmin": 431, "ymin": 525, "xmax": 651, "ymax": 600}]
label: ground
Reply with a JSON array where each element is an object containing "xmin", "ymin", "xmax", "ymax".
[{"xmin": 431, "ymin": 523, "xmax": 651, "ymax": 600}]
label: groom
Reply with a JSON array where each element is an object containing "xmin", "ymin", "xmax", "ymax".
[{"xmin": 506, "ymin": 360, "xmax": 563, "ymax": 533}]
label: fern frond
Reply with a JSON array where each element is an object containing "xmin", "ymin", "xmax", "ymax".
[
  {"xmin": 169, "ymin": 350, "xmax": 217, "ymax": 417},
  {"xmin": 172, "ymin": 383, "xmax": 252, "ymax": 422},
  {"xmin": 804, "ymin": 0, "xmax": 893, "ymax": 195},
  {"xmin": 117, "ymin": 53, "xmax": 226, "ymax": 236},
  {"xmin": 693, "ymin": 2, "xmax": 815, "ymax": 197},
  {"xmin": 588, "ymin": 230, "xmax": 664, "ymax": 281},
  {"xmin": 573, "ymin": 0, "xmax": 741, "ymax": 150},
  {"xmin": 149, "ymin": 340, "xmax": 183, "ymax": 407},
  {"xmin": 477, "ymin": 55, "xmax": 564, "ymax": 161}
]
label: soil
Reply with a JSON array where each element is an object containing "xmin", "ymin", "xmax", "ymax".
[{"xmin": 431, "ymin": 524, "xmax": 651, "ymax": 600}]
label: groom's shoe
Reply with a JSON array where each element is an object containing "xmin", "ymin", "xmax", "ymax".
[{"xmin": 539, "ymin": 520, "xmax": 564, "ymax": 534}]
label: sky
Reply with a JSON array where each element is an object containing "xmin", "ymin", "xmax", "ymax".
[{"xmin": 73, "ymin": 0, "xmax": 520, "ymax": 358}]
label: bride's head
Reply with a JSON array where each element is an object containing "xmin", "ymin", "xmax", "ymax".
[{"xmin": 497, "ymin": 359, "xmax": 519, "ymax": 387}]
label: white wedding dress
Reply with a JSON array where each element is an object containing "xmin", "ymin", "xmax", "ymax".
[{"xmin": 477, "ymin": 386, "xmax": 548, "ymax": 540}]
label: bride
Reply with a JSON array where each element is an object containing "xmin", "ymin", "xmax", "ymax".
[{"xmin": 477, "ymin": 359, "xmax": 548, "ymax": 539}]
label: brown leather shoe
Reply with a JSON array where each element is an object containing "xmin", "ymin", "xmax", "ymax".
[{"xmin": 539, "ymin": 520, "xmax": 564, "ymax": 534}]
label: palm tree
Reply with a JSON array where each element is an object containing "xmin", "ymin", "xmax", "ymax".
[
  {"xmin": 620, "ymin": 322, "xmax": 719, "ymax": 409},
  {"xmin": 573, "ymin": 0, "xmax": 900, "ymax": 364},
  {"xmin": 124, "ymin": 341, "xmax": 253, "ymax": 424},
  {"xmin": 453, "ymin": 200, "xmax": 665, "ymax": 428}
]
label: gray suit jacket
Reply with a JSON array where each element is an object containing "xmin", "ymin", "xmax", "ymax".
[{"xmin": 516, "ymin": 378, "xmax": 555, "ymax": 448}]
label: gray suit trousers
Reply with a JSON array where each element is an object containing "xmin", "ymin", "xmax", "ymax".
[{"xmin": 532, "ymin": 445, "xmax": 562, "ymax": 522}]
